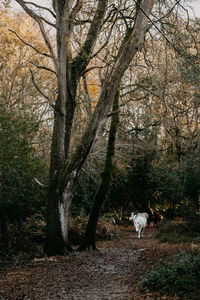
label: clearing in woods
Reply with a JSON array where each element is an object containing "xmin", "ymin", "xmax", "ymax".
[{"xmin": 0, "ymin": 226, "xmax": 190, "ymax": 300}]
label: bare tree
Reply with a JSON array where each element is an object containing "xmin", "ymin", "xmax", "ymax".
[{"xmin": 13, "ymin": 0, "xmax": 157, "ymax": 255}]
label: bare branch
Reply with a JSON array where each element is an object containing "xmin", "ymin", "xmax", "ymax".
[
  {"xmin": 81, "ymin": 65, "xmax": 105, "ymax": 76},
  {"xmin": 70, "ymin": 0, "xmax": 83, "ymax": 20},
  {"xmin": 73, "ymin": 0, "xmax": 108, "ymax": 76},
  {"xmin": 107, "ymin": 109, "xmax": 120, "ymax": 118},
  {"xmin": 29, "ymin": 61, "xmax": 57, "ymax": 75},
  {"xmin": 37, "ymin": 19, "xmax": 58, "ymax": 73},
  {"xmin": 25, "ymin": 1, "xmax": 56, "ymax": 18},
  {"xmin": 73, "ymin": 19, "xmax": 92, "ymax": 25},
  {"xmin": 30, "ymin": 68, "xmax": 55, "ymax": 108},
  {"xmin": 90, "ymin": 12, "xmax": 117, "ymax": 61},
  {"xmin": 152, "ymin": 0, "xmax": 182, "ymax": 23},
  {"xmin": 21, "ymin": 1, "xmax": 57, "ymax": 27},
  {"xmin": 8, "ymin": 28, "xmax": 51, "ymax": 58},
  {"xmin": 15, "ymin": 0, "xmax": 58, "ymax": 73},
  {"xmin": 34, "ymin": 177, "xmax": 47, "ymax": 188},
  {"xmin": 134, "ymin": 84, "xmax": 161, "ymax": 99},
  {"xmin": 134, "ymin": 0, "xmax": 196, "ymax": 68}
]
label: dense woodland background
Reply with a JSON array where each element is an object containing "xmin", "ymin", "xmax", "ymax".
[
  {"xmin": 0, "ymin": 1, "xmax": 200, "ymax": 297},
  {"xmin": 1, "ymin": 1, "xmax": 200, "ymax": 234}
]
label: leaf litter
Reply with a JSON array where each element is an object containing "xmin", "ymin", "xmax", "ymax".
[{"xmin": 0, "ymin": 226, "xmax": 190, "ymax": 300}]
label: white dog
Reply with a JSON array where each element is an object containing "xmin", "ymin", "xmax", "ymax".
[{"xmin": 131, "ymin": 212, "xmax": 149, "ymax": 239}]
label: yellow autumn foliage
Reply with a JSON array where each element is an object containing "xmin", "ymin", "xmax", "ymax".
[
  {"xmin": 0, "ymin": 5, "xmax": 56, "ymax": 108},
  {"xmin": 87, "ymin": 78, "xmax": 100, "ymax": 102}
]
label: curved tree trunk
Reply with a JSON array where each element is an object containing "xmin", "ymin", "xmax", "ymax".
[
  {"xmin": 78, "ymin": 88, "xmax": 120, "ymax": 251},
  {"xmin": 44, "ymin": 0, "xmax": 154, "ymax": 256},
  {"xmin": 15, "ymin": 0, "xmax": 155, "ymax": 256}
]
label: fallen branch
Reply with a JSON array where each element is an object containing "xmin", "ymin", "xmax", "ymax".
[{"xmin": 34, "ymin": 177, "xmax": 47, "ymax": 188}]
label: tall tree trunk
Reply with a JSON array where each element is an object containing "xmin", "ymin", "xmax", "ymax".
[
  {"xmin": 78, "ymin": 88, "xmax": 120, "ymax": 251},
  {"xmin": 15, "ymin": 0, "xmax": 155, "ymax": 256},
  {"xmin": 43, "ymin": 0, "xmax": 109, "ymax": 256},
  {"xmin": 44, "ymin": 0, "xmax": 154, "ymax": 256},
  {"xmin": 44, "ymin": 1, "xmax": 74, "ymax": 256}
]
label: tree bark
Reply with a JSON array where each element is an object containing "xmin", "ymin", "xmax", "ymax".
[
  {"xmin": 44, "ymin": 0, "xmax": 109, "ymax": 256},
  {"xmin": 44, "ymin": 0, "xmax": 155, "ymax": 255},
  {"xmin": 43, "ymin": 1, "xmax": 74, "ymax": 256},
  {"xmin": 14, "ymin": 0, "xmax": 155, "ymax": 256},
  {"xmin": 78, "ymin": 88, "xmax": 120, "ymax": 251}
]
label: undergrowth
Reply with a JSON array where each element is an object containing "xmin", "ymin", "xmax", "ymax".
[
  {"xmin": 140, "ymin": 250, "xmax": 200, "ymax": 299},
  {"xmin": 156, "ymin": 220, "xmax": 200, "ymax": 244}
]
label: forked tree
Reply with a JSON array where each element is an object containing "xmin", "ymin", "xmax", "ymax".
[{"xmin": 13, "ymin": 0, "xmax": 159, "ymax": 255}]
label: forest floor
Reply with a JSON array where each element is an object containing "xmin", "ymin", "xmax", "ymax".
[{"xmin": 0, "ymin": 226, "xmax": 191, "ymax": 300}]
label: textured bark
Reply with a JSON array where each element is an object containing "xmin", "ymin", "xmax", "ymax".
[
  {"xmin": 78, "ymin": 88, "xmax": 120, "ymax": 251},
  {"xmin": 44, "ymin": 1, "xmax": 74, "ymax": 256},
  {"xmin": 44, "ymin": 0, "xmax": 155, "ymax": 255},
  {"xmin": 44, "ymin": 0, "xmax": 109, "ymax": 255},
  {"xmin": 14, "ymin": 0, "xmax": 155, "ymax": 255}
]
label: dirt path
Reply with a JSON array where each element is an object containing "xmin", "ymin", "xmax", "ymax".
[{"xmin": 0, "ymin": 227, "xmax": 190, "ymax": 300}]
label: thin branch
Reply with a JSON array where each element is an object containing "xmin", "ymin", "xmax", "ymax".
[
  {"xmin": 29, "ymin": 61, "xmax": 57, "ymax": 75},
  {"xmin": 134, "ymin": 83, "xmax": 161, "ymax": 99},
  {"xmin": 15, "ymin": 0, "xmax": 58, "ymax": 73},
  {"xmin": 118, "ymin": 9, "xmax": 130, "ymax": 30},
  {"xmin": 73, "ymin": 0, "xmax": 108, "ymax": 76},
  {"xmin": 30, "ymin": 68, "xmax": 55, "ymax": 108},
  {"xmin": 8, "ymin": 28, "xmax": 51, "ymax": 58},
  {"xmin": 152, "ymin": 0, "xmax": 181, "ymax": 24},
  {"xmin": 70, "ymin": 0, "xmax": 83, "ymax": 19},
  {"xmin": 133, "ymin": 0, "xmax": 197, "ymax": 68},
  {"xmin": 34, "ymin": 177, "xmax": 48, "ymax": 188},
  {"xmin": 177, "ymin": 2, "xmax": 190, "ymax": 28},
  {"xmin": 81, "ymin": 65, "xmax": 105, "ymax": 76},
  {"xmin": 23, "ymin": 1, "xmax": 56, "ymax": 27},
  {"xmin": 90, "ymin": 12, "xmax": 117, "ymax": 61},
  {"xmin": 81, "ymin": 168, "xmax": 97, "ymax": 182},
  {"xmin": 37, "ymin": 20, "xmax": 58, "ymax": 73},
  {"xmin": 25, "ymin": 1, "xmax": 56, "ymax": 18},
  {"xmin": 73, "ymin": 18, "xmax": 92, "ymax": 25},
  {"xmin": 107, "ymin": 109, "xmax": 120, "ymax": 118},
  {"xmin": 120, "ymin": 96, "xmax": 145, "ymax": 107},
  {"xmin": 102, "ymin": 6, "xmax": 118, "ymax": 26}
]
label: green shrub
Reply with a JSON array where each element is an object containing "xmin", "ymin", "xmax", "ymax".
[
  {"xmin": 72, "ymin": 171, "xmax": 99, "ymax": 216},
  {"xmin": 157, "ymin": 221, "xmax": 200, "ymax": 244},
  {"xmin": 140, "ymin": 251, "xmax": 200, "ymax": 299},
  {"xmin": 0, "ymin": 104, "xmax": 47, "ymax": 228}
]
